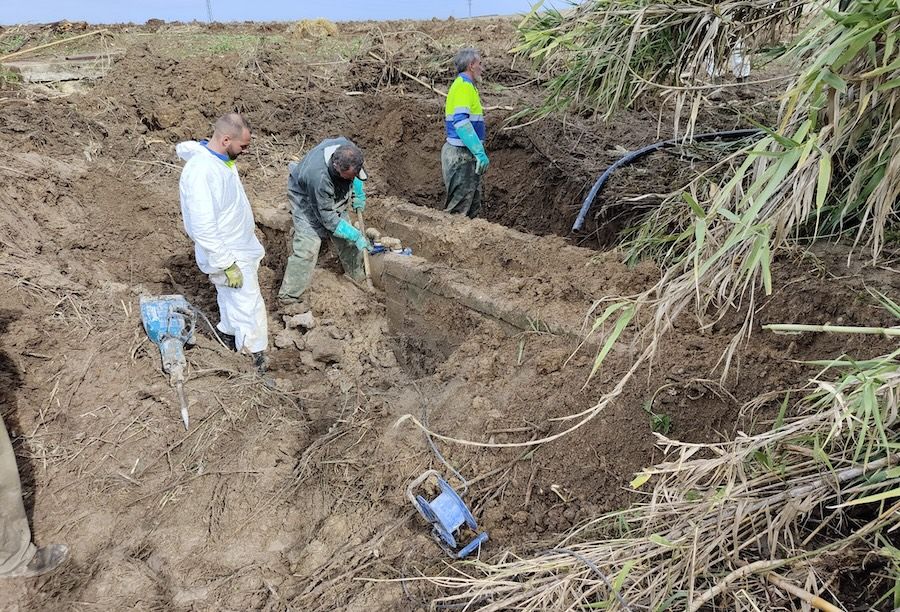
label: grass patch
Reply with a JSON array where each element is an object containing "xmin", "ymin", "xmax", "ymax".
[
  {"xmin": 0, "ymin": 34, "xmax": 26, "ymax": 55},
  {"xmin": 0, "ymin": 67, "xmax": 20, "ymax": 84}
]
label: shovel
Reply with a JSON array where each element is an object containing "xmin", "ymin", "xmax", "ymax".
[{"xmin": 355, "ymin": 209, "xmax": 375, "ymax": 293}]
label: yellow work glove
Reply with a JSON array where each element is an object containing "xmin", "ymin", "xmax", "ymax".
[{"xmin": 224, "ymin": 263, "xmax": 243, "ymax": 289}]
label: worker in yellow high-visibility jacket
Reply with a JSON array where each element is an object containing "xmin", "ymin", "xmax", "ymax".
[{"xmin": 442, "ymin": 48, "xmax": 488, "ymax": 218}]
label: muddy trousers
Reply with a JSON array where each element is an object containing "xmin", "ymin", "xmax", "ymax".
[
  {"xmin": 442, "ymin": 142, "xmax": 482, "ymax": 218},
  {"xmin": 0, "ymin": 415, "xmax": 35, "ymax": 576},
  {"xmin": 278, "ymin": 211, "xmax": 364, "ymax": 300}
]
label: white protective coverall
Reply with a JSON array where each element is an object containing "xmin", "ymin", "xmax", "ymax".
[{"xmin": 176, "ymin": 141, "xmax": 268, "ymax": 353}]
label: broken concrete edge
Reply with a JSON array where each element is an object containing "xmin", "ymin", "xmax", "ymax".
[
  {"xmin": 372, "ymin": 253, "xmax": 589, "ymax": 341},
  {"xmin": 1, "ymin": 54, "xmax": 122, "ymax": 83},
  {"xmin": 255, "ymin": 203, "xmax": 291, "ymax": 232},
  {"xmin": 371, "ymin": 199, "xmax": 576, "ymax": 257}
]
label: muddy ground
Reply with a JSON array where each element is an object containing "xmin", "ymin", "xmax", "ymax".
[{"xmin": 0, "ymin": 18, "xmax": 897, "ymax": 610}]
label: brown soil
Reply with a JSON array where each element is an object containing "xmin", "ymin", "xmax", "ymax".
[{"xmin": 0, "ymin": 19, "xmax": 896, "ymax": 611}]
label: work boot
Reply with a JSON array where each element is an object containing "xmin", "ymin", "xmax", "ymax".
[
  {"xmin": 218, "ymin": 332, "xmax": 236, "ymax": 351},
  {"xmin": 2, "ymin": 544, "xmax": 68, "ymax": 579},
  {"xmin": 252, "ymin": 351, "xmax": 269, "ymax": 374}
]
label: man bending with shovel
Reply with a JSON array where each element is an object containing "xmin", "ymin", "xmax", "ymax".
[{"xmin": 277, "ymin": 137, "xmax": 371, "ymax": 305}]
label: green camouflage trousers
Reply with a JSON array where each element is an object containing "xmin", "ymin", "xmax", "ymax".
[
  {"xmin": 442, "ymin": 142, "xmax": 482, "ymax": 218},
  {"xmin": 278, "ymin": 211, "xmax": 364, "ymax": 300}
]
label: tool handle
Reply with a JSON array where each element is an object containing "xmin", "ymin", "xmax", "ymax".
[
  {"xmin": 356, "ymin": 209, "xmax": 375, "ymax": 293},
  {"xmin": 455, "ymin": 532, "xmax": 489, "ymax": 559}
]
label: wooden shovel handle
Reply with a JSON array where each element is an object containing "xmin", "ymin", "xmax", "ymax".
[{"xmin": 356, "ymin": 209, "xmax": 375, "ymax": 293}]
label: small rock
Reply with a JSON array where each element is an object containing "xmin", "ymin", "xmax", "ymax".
[
  {"xmin": 284, "ymin": 311, "xmax": 316, "ymax": 330},
  {"xmin": 379, "ymin": 236, "xmax": 402, "ymax": 250},
  {"xmin": 273, "ymin": 378, "xmax": 294, "ymax": 392},
  {"xmin": 102, "ymin": 281, "xmax": 129, "ymax": 294},
  {"xmin": 374, "ymin": 350, "xmax": 398, "ymax": 368},
  {"xmin": 472, "ymin": 396, "xmax": 493, "ymax": 413},
  {"xmin": 274, "ymin": 328, "xmax": 304, "ymax": 349},
  {"xmin": 281, "ymin": 302, "xmax": 310, "ymax": 316},
  {"xmin": 312, "ymin": 340, "xmax": 343, "ymax": 363},
  {"xmin": 299, "ymin": 350, "xmax": 323, "ymax": 370},
  {"xmin": 326, "ymin": 326, "xmax": 348, "ymax": 340},
  {"xmin": 325, "ymin": 368, "xmax": 343, "ymax": 386},
  {"xmin": 307, "ymin": 328, "xmax": 343, "ymax": 363},
  {"xmin": 201, "ymin": 72, "xmax": 226, "ymax": 92}
]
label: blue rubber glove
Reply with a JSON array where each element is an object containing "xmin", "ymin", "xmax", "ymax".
[
  {"xmin": 351, "ymin": 177, "xmax": 366, "ymax": 211},
  {"xmin": 333, "ymin": 219, "xmax": 371, "ymax": 252},
  {"xmin": 353, "ymin": 234, "xmax": 370, "ymax": 251},
  {"xmin": 454, "ymin": 120, "xmax": 489, "ymax": 174}
]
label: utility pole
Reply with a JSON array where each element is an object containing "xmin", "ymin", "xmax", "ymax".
[
  {"xmin": 206, "ymin": 0, "xmax": 213, "ymax": 22},
  {"xmin": 467, "ymin": 0, "xmax": 472, "ymax": 17}
]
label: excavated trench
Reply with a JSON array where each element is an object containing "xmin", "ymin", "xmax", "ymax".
[
  {"xmin": 340, "ymin": 94, "xmax": 598, "ymax": 246},
  {"xmin": 255, "ymin": 196, "xmax": 619, "ymax": 378}
]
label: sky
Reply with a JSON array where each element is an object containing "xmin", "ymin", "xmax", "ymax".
[{"xmin": 1, "ymin": 1, "xmax": 565, "ymax": 25}]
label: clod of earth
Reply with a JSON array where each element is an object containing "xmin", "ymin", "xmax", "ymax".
[
  {"xmin": 274, "ymin": 327, "xmax": 305, "ymax": 350},
  {"xmin": 306, "ymin": 327, "xmax": 344, "ymax": 363},
  {"xmin": 284, "ymin": 311, "xmax": 316, "ymax": 330}
]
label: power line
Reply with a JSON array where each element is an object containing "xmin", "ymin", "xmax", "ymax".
[{"xmin": 205, "ymin": 0, "xmax": 213, "ymax": 22}]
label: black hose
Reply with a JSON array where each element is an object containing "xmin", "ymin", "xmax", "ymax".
[
  {"xmin": 190, "ymin": 304, "xmax": 231, "ymax": 350},
  {"xmin": 571, "ymin": 128, "xmax": 764, "ymax": 232}
]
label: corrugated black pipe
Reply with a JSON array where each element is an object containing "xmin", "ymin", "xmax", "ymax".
[{"xmin": 571, "ymin": 128, "xmax": 764, "ymax": 233}]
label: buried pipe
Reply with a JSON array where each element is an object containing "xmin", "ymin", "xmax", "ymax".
[{"xmin": 571, "ymin": 128, "xmax": 763, "ymax": 233}]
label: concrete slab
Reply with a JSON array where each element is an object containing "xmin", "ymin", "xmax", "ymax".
[{"xmin": 2, "ymin": 53, "xmax": 120, "ymax": 83}]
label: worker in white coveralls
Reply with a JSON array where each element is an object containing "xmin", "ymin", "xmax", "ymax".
[
  {"xmin": 442, "ymin": 47, "xmax": 489, "ymax": 218},
  {"xmin": 276, "ymin": 137, "xmax": 371, "ymax": 303},
  {"xmin": 1, "ymin": 414, "xmax": 68, "ymax": 578},
  {"xmin": 176, "ymin": 113, "xmax": 269, "ymax": 372}
]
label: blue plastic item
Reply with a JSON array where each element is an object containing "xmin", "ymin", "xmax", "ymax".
[
  {"xmin": 140, "ymin": 295, "xmax": 193, "ymax": 345},
  {"xmin": 139, "ymin": 295, "xmax": 196, "ymax": 429},
  {"xmin": 371, "ymin": 244, "xmax": 413, "ymax": 256},
  {"xmin": 407, "ymin": 469, "xmax": 489, "ymax": 558}
]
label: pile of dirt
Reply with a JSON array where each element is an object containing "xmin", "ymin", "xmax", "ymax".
[{"xmin": 0, "ymin": 18, "xmax": 897, "ymax": 611}]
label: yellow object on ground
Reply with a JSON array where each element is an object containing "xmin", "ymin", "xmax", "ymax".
[{"xmin": 290, "ymin": 19, "xmax": 338, "ymax": 38}]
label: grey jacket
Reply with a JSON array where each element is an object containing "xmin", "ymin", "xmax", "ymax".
[{"xmin": 287, "ymin": 137, "xmax": 355, "ymax": 235}]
